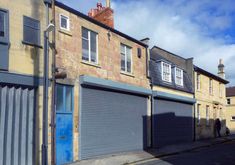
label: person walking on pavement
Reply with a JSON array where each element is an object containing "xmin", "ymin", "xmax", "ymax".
[{"xmin": 215, "ymin": 118, "xmax": 221, "ymax": 137}]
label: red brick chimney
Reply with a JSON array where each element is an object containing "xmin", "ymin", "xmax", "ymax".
[{"xmin": 88, "ymin": 0, "xmax": 114, "ymax": 28}]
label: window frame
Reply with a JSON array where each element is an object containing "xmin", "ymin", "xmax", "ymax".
[
  {"xmin": 120, "ymin": 43, "xmax": 132, "ymax": 73},
  {"xmin": 209, "ymin": 79, "xmax": 213, "ymax": 95},
  {"xmin": 0, "ymin": 8, "xmax": 9, "ymax": 43},
  {"xmin": 227, "ymin": 98, "xmax": 231, "ymax": 105},
  {"xmin": 161, "ymin": 62, "xmax": 172, "ymax": 83},
  {"xmin": 22, "ymin": 15, "xmax": 41, "ymax": 47},
  {"xmin": 175, "ymin": 67, "xmax": 183, "ymax": 86},
  {"xmin": 56, "ymin": 84, "xmax": 74, "ymax": 113},
  {"xmin": 82, "ymin": 27, "xmax": 99, "ymax": 64},
  {"xmin": 59, "ymin": 14, "xmax": 70, "ymax": 31},
  {"xmin": 196, "ymin": 73, "xmax": 201, "ymax": 91}
]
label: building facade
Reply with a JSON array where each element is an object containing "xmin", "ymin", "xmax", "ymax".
[
  {"xmin": 54, "ymin": 1, "xmax": 151, "ymax": 164},
  {"xmin": 226, "ymin": 87, "xmax": 235, "ymax": 134},
  {"xmin": 0, "ymin": 0, "xmax": 52, "ymax": 165},
  {"xmin": 149, "ymin": 46, "xmax": 196, "ymax": 148},
  {"xmin": 194, "ymin": 63, "xmax": 229, "ymax": 140}
]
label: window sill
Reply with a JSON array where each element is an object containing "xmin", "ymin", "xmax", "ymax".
[
  {"xmin": 81, "ymin": 60, "xmax": 101, "ymax": 68},
  {"xmin": 120, "ymin": 71, "xmax": 135, "ymax": 77},
  {"xmin": 22, "ymin": 41, "xmax": 42, "ymax": 48},
  {"xmin": 58, "ymin": 29, "xmax": 72, "ymax": 36}
]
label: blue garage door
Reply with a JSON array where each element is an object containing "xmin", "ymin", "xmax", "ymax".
[
  {"xmin": 56, "ymin": 84, "xmax": 73, "ymax": 165},
  {"xmin": 152, "ymin": 99, "xmax": 193, "ymax": 148},
  {"xmin": 80, "ymin": 86, "xmax": 148, "ymax": 160}
]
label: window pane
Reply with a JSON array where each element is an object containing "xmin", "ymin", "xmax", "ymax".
[
  {"xmin": 61, "ymin": 16, "xmax": 67, "ymax": 29},
  {"xmin": 23, "ymin": 16, "xmax": 40, "ymax": 45},
  {"xmin": 90, "ymin": 31, "xmax": 97, "ymax": 62},
  {"xmin": 127, "ymin": 49, "xmax": 131, "ymax": 73},
  {"xmin": 121, "ymin": 45, "xmax": 125, "ymax": 54},
  {"xmin": 82, "ymin": 38, "xmax": 89, "ymax": 61},
  {"xmin": 56, "ymin": 85, "xmax": 64, "ymax": 111},
  {"xmin": 82, "ymin": 28, "xmax": 88, "ymax": 39},
  {"xmin": 121, "ymin": 53, "xmax": 125, "ymax": 71},
  {"xmin": 0, "ymin": 12, "xmax": 5, "ymax": 37},
  {"xmin": 66, "ymin": 87, "xmax": 72, "ymax": 112}
]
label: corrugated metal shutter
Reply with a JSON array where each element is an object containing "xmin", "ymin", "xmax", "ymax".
[
  {"xmin": 152, "ymin": 99, "xmax": 193, "ymax": 148},
  {"xmin": 0, "ymin": 85, "xmax": 36, "ymax": 165},
  {"xmin": 80, "ymin": 86, "xmax": 148, "ymax": 160}
]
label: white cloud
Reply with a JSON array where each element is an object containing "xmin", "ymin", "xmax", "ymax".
[{"xmin": 113, "ymin": 0, "xmax": 235, "ymax": 85}]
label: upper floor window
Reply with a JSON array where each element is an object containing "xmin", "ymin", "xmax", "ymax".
[
  {"xmin": 219, "ymin": 83, "xmax": 223, "ymax": 97},
  {"xmin": 175, "ymin": 67, "xmax": 183, "ymax": 86},
  {"xmin": 60, "ymin": 14, "xmax": 70, "ymax": 31},
  {"xmin": 161, "ymin": 62, "xmax": 171, "ymax": 82},
  {"xmin": 121, "ymin": 44, "xmax": 132, "ymax": 73},
  {"xmin": 0, "ymin": 11, "xmax": 5, "ymax": 37},
  {"xmin": 82, "ymin": 27, "xmax": 98, "ymax": 63},
  {"xmin": 23, "ymin": 16, "xmax": 40, "ymax": 46},
  {"xmin": 227, "ymin": 98, "xmax": 231, "ymax": 105},
  {"xmin": 0, "ymin": 9, "xmax": 9, "ymax": 70},
  {"xmin": 196, "ymin": 73, "xmax": 200, "ymax": 90},
  {"xmin": 209, "ymin": 79, "xmax": 213, "ymax": 95}
]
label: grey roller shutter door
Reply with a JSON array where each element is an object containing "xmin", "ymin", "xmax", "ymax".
[
  {"xmin": 152, "ymin": 99, "xmax": 193, "ymax": 148},
  {"xmin": 0, "ymin": 85, "xmax": 36, "ymax": 165},
  {"xmin": 80, "ymin": 87, "xmax": 148, "ymax": 160}
]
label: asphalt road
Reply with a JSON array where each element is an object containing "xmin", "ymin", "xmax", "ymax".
[{"xmin": 136, "ymin": 140, "xmax": 235, "ymax": 165}]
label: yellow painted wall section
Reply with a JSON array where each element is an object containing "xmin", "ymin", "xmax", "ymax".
[
  {"xmin": 153, "ymin": 86, "xmax": 193, "ymax": 98},
  {"xmin": 194, "ymin": 71, "xmax": 227, "ymax": 139},
  {"xmin": 0, "ymin": 0, "xmax": 50, "ymax": 77},
  {"xmin": 226, "ymin": 96, "xmax": 235, "ymax": 134}
]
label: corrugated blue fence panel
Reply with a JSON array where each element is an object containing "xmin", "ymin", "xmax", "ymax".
[
  {"xmin": 80, "ymin": 87, "xmax": 148, "ymax": 160},
  {"xmin": 152, "ymin": 99, "xmax": 193, "ymax": 148},
  {"xmin": 0, "ymin": 85, "xmax": 36, "ymax": 165}
]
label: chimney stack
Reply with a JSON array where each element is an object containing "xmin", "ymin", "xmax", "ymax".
[
  {"xmin": 106, "ymin": 0, "xmax": 111, "ymax": 8},
  {"xmin": 88, "ymin": 1, "xmax": 114, "ymax": 28},
  {"xmin": 218, "ymin": 59, "xmax": 225, "ymax": 79}
]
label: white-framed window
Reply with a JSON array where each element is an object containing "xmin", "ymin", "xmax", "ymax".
[
  {"xmin": 219, "ymin": 83, "xmax": 223, "ymax": 97},
  {"xmin": 82, "ymin": 27, "xmax": 98, "ymax": 63},
  {"xmin": 60, "ymin": 14, "xmax": 70, "ymax": 31},
  {"xmin": 206, "ymin": 105, "xmax": 210, "ymax": 125},
  {"xmin": 197, "ymin": 104, "xmax": 200, "ymax": 125},
  {"xmin": 227, "ymin": 98, "xmax": 231, "ymax": 105},
  {"xmin": 175, "ymin": 67, "xmax": 183, "ymax": 86},
  {"xmin": 121, "ymin": 44, "xmax": 132, "ymax": 73},
  {"xmin": 196, "ymin": 73, "xmax": 200, "ymax": 90},
  {"xmin": 209, "ymin": 79, "xmax": 213, "ymax": 95},
  {"xmin": 161, "ymin": 62, "xmax": 171, "ymax": 82}
]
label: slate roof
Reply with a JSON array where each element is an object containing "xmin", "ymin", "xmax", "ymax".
[
  {"xmin": 150, "ymin": 49, "xmax": 194, "ymax": 94},
  {"xmin": 226, "ymin": 87, "xmax": 235, "ymax": 97},
  {"xmin": 194, "ymin": 66, "xmax": 229, "ymax": 84}
]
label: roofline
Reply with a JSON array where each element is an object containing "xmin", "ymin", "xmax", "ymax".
[
  {"xmin": 151, "ymin": 46, "xmax": 193, "ymax": 61},
  {"xmin": 55, "ymin": 1, "xmax": 148, "ymax": 48},
  {"xmin": 226, "ymin": 87, "xmax": 235, "ymax": 97},
  {"xmin": 194, "ymin": 66, "xmax": 229, "ymax": 84}
]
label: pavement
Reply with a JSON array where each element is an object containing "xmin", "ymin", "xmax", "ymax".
[{"xmin": 69, "ymin": 134, "xmax": 235, "ymax": 165}]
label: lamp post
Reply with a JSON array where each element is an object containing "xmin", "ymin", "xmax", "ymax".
[{"xmin": 42, "ymin": 14, "xmax": 55, "ymax": 165}]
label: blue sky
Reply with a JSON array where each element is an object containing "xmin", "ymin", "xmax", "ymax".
[{"xmin": 59, "ymin": 0, "xmax": 235, "ymax": 85}]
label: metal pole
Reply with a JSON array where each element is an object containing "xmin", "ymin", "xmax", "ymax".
[
  {"xmin": 42, "ymin": 2, "xmax": 49, "ymax": 165},
  {"xmin": 51, "ymin": 0, "xmax": 56, "ymax": 164}
]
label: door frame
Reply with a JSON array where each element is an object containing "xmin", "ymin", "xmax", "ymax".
[{"xmin": 55, "ymin": 83, "xmax": 74, "ymax": 164}]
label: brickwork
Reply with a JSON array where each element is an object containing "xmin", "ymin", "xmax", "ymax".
[{"xmin": 55, "ymin": 5, "xmax": 150, "ymax": 161}]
